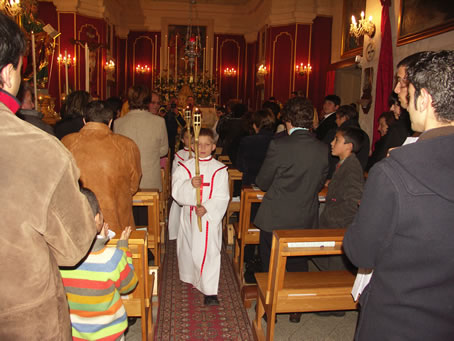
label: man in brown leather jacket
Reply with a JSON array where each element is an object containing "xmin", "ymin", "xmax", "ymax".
[{"xmin": 62, "ymin": 101, "xmax": 142, "ymax": 234}]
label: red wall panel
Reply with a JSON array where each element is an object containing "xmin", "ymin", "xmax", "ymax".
[
  {"xmin": 127, "ymin": 31, "xmax": 160, "ymax": 92},
  {"xmin": 294, "ymin": 24, "xmax": 311, "ymax": 96},
  {"xmin": 309, "ymin": 16, "xmax": 332, "ymax": 113},
  {"xmin": 216, "ymin": 34, "xmax": 245, "ymax": 105}
]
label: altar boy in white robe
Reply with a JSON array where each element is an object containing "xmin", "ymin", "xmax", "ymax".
[
  {"xmin": 172, "ymin": 128, "xmax": 229, "ymax": 305},
  {"xmin": 168, "ymin": 129, "xmax": 192, "ymax": 240}
]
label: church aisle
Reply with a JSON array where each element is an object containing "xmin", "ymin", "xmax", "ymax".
[{"xmin": 154, "ymin": 240, "xmax": 254, "ymax": 340}]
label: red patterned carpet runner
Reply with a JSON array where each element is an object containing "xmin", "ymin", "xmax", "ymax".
[{"xmin": 154, "ymin": 240, "xmax": 254, "ymax": 340}]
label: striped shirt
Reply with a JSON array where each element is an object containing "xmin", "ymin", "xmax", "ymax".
[{"xmin": 60, "ymin": 238, "xmax": 138, "ymax": 340}]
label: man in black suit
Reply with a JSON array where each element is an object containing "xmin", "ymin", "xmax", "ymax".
[
  {"xmin": 315, "ymin": 94, "xmax": 340, "ymax": 140},
  {"xmin": 254, "ymin": 97, "xmax": 328, "ymax": 322},
  {"xmin": 255, "ymin": 97, "xmax": 328, "ymax": 269}
]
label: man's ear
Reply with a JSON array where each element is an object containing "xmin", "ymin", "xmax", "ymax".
[
  {"xmin": 418, "ymin": 88, "xmax": 431, "ymax": 112},
  {"xmin": 211, "ymin": 143, "xmax": 216, "ymax": 152},
  {"xmin": 0, "ymin": 64, "xmax": 13, "ymax": 90}
]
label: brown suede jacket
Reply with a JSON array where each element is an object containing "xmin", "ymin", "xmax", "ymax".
[
  {"xmin": 0, "ymin": 102, "xmax": 97, "ymax": 340},
  {"xmin": 62, "ymin": 122, "xmax": 142, "ymax": 233}
]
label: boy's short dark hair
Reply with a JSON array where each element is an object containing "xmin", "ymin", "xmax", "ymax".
[
  {"xmin": 324, "ymin": 94, "xmax": 341, "ymax": 107},
  {"xmin": 0, "ymin": 13, "xmax": 26, "ymax": 87},
  {"xmin": 105, "ymin": 96, "xmax": 123, "ymax": 120},
  {"xmin": 199, "ymin": 127, "xmax": 215, "ymax": 142},
  {"xmin": 128, "ymin": 85, "xmax": 150, "ymax": 110},
  {"xmin": 337, "ymin": 126, "xmax": 365, "ymax": 154},
  {"xmin": 281, "ymin": 97, "xmax": 314, "ymax": 129},
  {"xmin": 252, "ymin": 109, "xmax": 275, "ymax": 131},
  {"xmin": 379, "ymin": 111, "xmax": 396, "ymax": 127},
  {"xmin": 336, "ymin": 105, "xmax": 358, "ymax": 121},
  {"xmin": 80, "ymin": 187, "xmax": 100, "ymax": 217},
  {"xmin": 84, "ymin": 100, "xmax": 113, "ymax": 125}
]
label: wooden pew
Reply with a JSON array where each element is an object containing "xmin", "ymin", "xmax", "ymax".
[
  {"xmin": 223, "ymin": 168, "xmax": 243, "ymax": 246},
  {"xmin": 107, "ymin": 230, "xmax": 154, "ymax": 341},
  {"xmin": 232, "ymin": 187, "xmax": 263, "ymax": 284},
  {"xmin": 133, "ymin": 190, "xmax": 162, "ymax": 266},
  {"xmin": 233, "ymin": 186, "xmax": 330, "ymax": 308},
  {"xmin": 252, "ymin": 229, "xmax": 357, "ymax": 341},
  {"xmin": 217, "ymin": 154, "xmax": 232, "ymax": 165}
]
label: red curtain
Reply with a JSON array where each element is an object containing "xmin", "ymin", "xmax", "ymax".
[
  {"xmin": 372, "ymin": 0, "xmax": 393, "ymax": 147},
  {"xmin": 325, "ymin": 70, "xmax": 335, "ymax": 96}
]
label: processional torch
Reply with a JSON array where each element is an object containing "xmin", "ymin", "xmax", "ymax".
[
  {"xmin": 192, "ymin": 108, "xmax": 202, "ymax": 232},
  {"xmin": 184, "ymin": 106, "xmax": 193, "ymax": 158}
]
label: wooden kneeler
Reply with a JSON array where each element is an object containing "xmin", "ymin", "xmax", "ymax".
[
  {"xmin": 133, "ymin": 190, "xmax": 162, "ymax": 266},
  {"xmin": 107, "ymin": 230, "xmax": 154, "ymax": 341},
  {"xmin": 253, "ymin": 229, "xmax": 357, "ymax": 341}
]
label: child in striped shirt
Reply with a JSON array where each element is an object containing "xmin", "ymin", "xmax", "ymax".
[{"xmin": 60, "ymin": 188, "xmax": 138, "ymax": 340}]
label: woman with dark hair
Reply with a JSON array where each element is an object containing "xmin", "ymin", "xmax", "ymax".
[
  {"xmin": 54, "ymin": 90, "xmax": 90, "ymax": 139},
  {"xmin": 236, "ymin": 109, "xmax": 276, "ymax": 186},
  {"xmin": 366, "ymin": 111, "xmax": 396, "ymax": 171}
]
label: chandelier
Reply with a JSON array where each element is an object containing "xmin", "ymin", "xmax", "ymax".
[
  {"xmin": 350, "ymin": 11, "xmax": 375, "ymax": 41},
  {"xmin": 184, "ymin": 0, "xmax": 201, "ymax": 70},
  {"xmin": 0, "ymin": 0, "xmax": 22, "ymax": 17}
]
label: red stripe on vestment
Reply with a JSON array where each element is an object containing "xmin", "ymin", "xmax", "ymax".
[
  {"xmin": 209, "ymin": 165, "xmax": 228, "ymax": 199},
  {"xmin": 200, "ymin": 221, "xmax": 209, "ymax": 277},
  {"xmin": 175, "ymin": 152, "xmax": 184, "ymax": 161}
]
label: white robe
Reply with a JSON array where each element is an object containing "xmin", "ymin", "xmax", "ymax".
[
  {"xmin": 168, "ymin": 148, "xmax": 191, "ymax": 240},
  {"xmin": 172, "ymin": 156, "xmax": 229, "ymax": 295}
]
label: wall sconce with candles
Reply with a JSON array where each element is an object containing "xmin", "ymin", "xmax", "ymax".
[
  {"xmin": 350, "ymin": 11, "xmax": 376, "ymax": 41},
  {"xmin": 295, "ymin": 63, "xmax": 312, "ymax": 76},
  {"xmin": 135, "ymin": 64, "xmax": 150, "ymax": 74},
  {"xmin": 257, "ymin": 64, "xmax": 268, "ymax": 76},
  {"xmin": 223, "ymin": 67, "xmax": 237, "ymax": 77},
  {"xmin": 104, "ymin": 59, "xmax": 115, "ymax": 72},
  {"xmin": 57, "ymin": 53, "xmax": 76, "ymax": 67}
]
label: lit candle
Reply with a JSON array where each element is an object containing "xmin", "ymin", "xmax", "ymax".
[
  {"xmin": 31, "ymin": 32, "xmax": 38, "ymax": 110},
  {"xmin": 202, "ymin": 47, "xmax": 206, "ymax": 83},
  {"xmin": 155, "ymin": 34, "xmax": 158, "ymax": 79},
  {"xmin": 160, "ymin": 46, "xmax": 162, "ymax": 77},
  {"xmin": 215, "ymin": 36, "xmax": 219, "ymax": 82},
  {"xmin": 167, "ymin": 46, "xmax": 170, "ymax": 82},
  {"xmin": 64, "ymin": 50, "xmax": 69, "ymax": 95},
  {"xmin": 195, "ymin": 56, "xmax": 197, "ymax": 83},
  {"xmin": 210, "ymin": 47, "xmax": 213, "ymax": 83},
  {"xmin": 85, "ymin": 43, "xmax": 89, "ymax": 93},
  {"xmin": 175, "ymin": 34, "xmax": 178, "ymax": 79}
]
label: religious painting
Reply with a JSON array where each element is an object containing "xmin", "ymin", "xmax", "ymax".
[
  {"xmin": 397, "ymin": 0, "xmax": 454, "ymax": 45},
  {"xmin": 341, "ymin": 0, "xmax": 366, "ymax": 59},
  {"xmin": 168, "ymin": 24, "xmax": 207, "ymax": 78},
  {"xmin": 360, "ymin": 67, "xmax": 373, "ymax": 114}
]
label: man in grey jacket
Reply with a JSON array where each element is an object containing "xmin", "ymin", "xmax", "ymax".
[{"xmin": 344, "ymin": 50, "xmax": 454, "ymax": 340}]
